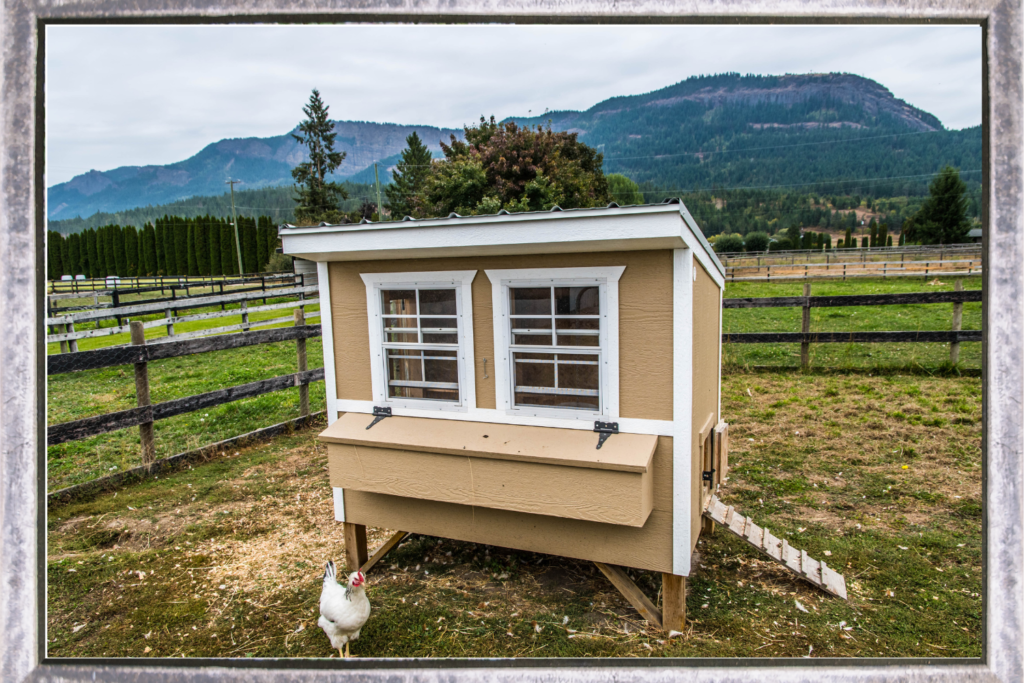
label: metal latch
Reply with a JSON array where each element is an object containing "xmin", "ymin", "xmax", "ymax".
[
  {"xmin": 594, "ymin": 421, "xmax": 619, "ymax": 449},
  {"xmin": 366, "ymin": 406, "xmax": 392, "ymax": 430},
  {"xmin": 702, "ymin": 469, "xmax": 716, "ymax": 482}
]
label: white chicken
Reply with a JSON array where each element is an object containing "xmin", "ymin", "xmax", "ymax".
[{"xmin": 318, "ymin": 561, "xmax": 371, "ymax": 657}]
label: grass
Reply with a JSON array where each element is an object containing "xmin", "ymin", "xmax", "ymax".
[
  {"xmin": 47, "ymin": 372, "xmax": 981, "ymax": 659},
  {"xmin": 46, "ymin": 338, "xmax": 326, "ymax": 492},
  {"xmin": 723, "ymin": 276, "xmax": 982, "ymax": 371}
]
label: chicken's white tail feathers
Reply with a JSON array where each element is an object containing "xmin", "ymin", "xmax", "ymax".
[{"xmin": 324, "ymin": 560, "xmax": 337, "ymax": 585}]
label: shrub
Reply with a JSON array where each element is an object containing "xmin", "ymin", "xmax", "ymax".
[
  {"xmin": 713, "ymin": 233, "xmax": 745, "ymax": 253},
  {"xmin": 743, "ymin": 231, "xmax": 769, "ymax": 252}
]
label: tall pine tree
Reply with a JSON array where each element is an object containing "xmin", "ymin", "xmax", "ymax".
[
  {"xmin": 124, "ymin": 226, "xmax": 139, "ymax": 276},
  {"xmin": 291, "ymin": 89, "xmax": 348, "ymax": 224},
  {"xmin": 142, "ymin": 223, "xmax": 158, "ymax": 276},
  {"xmin": 195, "ymin": 218, "xmax": 210, "ymax": 275},
  {"xmin": 208, "ymin": 217, "xmax": 222, "ymax": 276},
  {"xmin": 85, "ymin": 228, "xmax": 99, "ymax": 278},
  {"xmin": 385, "ymin": 131, "xmax": 433, "ymax": 219},
  {"xmin": 174, "ymin": 218, "xmax": 189, "ymax": 275},
  {"xmin": 186, "ymin": 221, "xmax": 198, "ymax": 275}
]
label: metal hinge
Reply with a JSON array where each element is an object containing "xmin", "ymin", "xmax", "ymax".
[
  {"xmin": 594, "ymin": 421, "xmax": 619, "ymax": 449},
  {"xmin": 366, "ymin": 406, "xmax": 392, "ymax": 430},
  {"xmin": 702, "ymin": 469, "xmax": 716, "ymax": 482}
]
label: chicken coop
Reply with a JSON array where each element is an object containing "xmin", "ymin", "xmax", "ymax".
[{"xmin": 279, "ymin": 200, "xmax": 732, "ymax": 631}]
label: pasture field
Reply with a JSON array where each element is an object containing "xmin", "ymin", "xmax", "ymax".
[
  {"xmin": 47, "ymin": 372, "xmax": 981, "ymax": 659},
  {"xmin": 722, "ymin": 276, "xmax": 982, "ymax": 371},
  {"xmin": 46, "ymin": 276, "xmax": 979, "ymax": 493}
]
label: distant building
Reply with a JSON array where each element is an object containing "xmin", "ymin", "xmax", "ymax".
[{"xmin": 968, "ymin": 228, "xmax": 982, "ymax": 243}]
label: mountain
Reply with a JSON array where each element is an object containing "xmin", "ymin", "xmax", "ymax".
[
  {"xmin": 47, "ymin": 122, "xmax": 461, "ymax": 221},
  {"xmin": 48, "ymin": 72, "xmax": 980, "ymax": 221},
  {"xmin": 507, "ymin": 72, "xmax": 979, "ymax": 197}
]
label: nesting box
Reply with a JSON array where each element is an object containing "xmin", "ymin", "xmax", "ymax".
[{"xmin": 280, "ymin": 200, "xmax": 728, "ymax": 624}]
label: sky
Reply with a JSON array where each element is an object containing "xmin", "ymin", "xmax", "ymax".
[{"xmin": 45, "ymin": 23, "xmax": 981, "ymax": 186}]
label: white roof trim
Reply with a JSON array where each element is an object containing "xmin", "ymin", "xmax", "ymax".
[{"xmin": 280, "ymin": 202, "xmax": 724, "ymax": 279}]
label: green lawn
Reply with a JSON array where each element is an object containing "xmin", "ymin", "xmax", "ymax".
[{"xmin": 47, "ymin": 372, "xmax": 981, "ymax": 659}]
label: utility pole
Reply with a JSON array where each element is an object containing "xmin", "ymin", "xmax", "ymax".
[
  {"xmin": 226, "ymin": 179, "xmax": 244, "ymax": 276},
  {"xmin": 374, "ymin": 163, "xmax": 384, "ymax": 222}
]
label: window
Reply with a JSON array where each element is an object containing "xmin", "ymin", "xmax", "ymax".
[
  {"xmin": 361, "ymin": 271, "xmax": 477, "ymax": 410},
  {"xmin": 485, "ymin": 266, "xmax": 625, "ymax": 419}
]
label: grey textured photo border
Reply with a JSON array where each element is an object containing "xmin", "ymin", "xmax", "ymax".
[{"xmin": 1, "ymin": 3, "xmax": 1017, "ymax": 682}]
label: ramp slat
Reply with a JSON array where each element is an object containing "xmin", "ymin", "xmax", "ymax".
[{"xmin": 701, "ymin": 495, "xmax": 847, "ymax": 600}]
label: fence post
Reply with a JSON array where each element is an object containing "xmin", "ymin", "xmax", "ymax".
[
  {"xmin": 58, "ymin": 323, "xmax": 69, "ymax": 354},
  {"xmin": 130, "ymin": 322, "xmax": 156, "ymax": 466},
  {"xmin": 67, "ymin": 322, "xmax": 78, "ymax": 353},
  {"xmin": 950, "ymin": 280, "xmax": 963, "ymax": 365},
  {"xmin": 801, "ymin": 282, "xmax": 811, "ymax": 370},
  {"xmin": 220, "ymin": 281, "xmax": 226, "ymax": 311},
  {"xmin": 262, "ymin": 276, "xmax": 267, "ymax": 306},
  {"xmin": 165, "ymin": 309, "xmax": 175, "ymax": 337},
  {"xmin": 112, "ymin": 290, "xmax": 122, "ymax": 327},
  {"xmin": 241, "ymin": 300, "xmax": 250, "ymax": 332},
  {"xmin": 295, "ymin": 308, "xmax": 309, "ymax": 417}
]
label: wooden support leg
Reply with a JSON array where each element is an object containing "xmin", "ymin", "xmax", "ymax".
[
  {"xmin": 701, "ymin": 516, "xmax": 716, "ymax": 536},
  {"xmin": 593, "ymin": 562, "xmax": 663, "ymax": 631},
  {"xmin": 662, "ymin": 574, "xmax": 686, "ymax": 632},
  {"xmin": 360, "ymin": 531, "xmax": 409, "ymax": 574},
  {"xmin": 343, "ymin": 523, "xmax": 368, "ymax": 572}
]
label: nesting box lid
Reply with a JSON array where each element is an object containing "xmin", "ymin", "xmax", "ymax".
[{"xmin": 320, "ymin": 412, "xmax": 657, "ymax": 474}]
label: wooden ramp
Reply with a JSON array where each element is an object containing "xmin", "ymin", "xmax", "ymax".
[{"xmin": 703, "ymin": 495, "xmax": 848, "ymax": 600}]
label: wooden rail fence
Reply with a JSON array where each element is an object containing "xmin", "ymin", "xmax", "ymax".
[
  {"xmin": 725, "ymin": 258, "xmax": 980, "ymax": 282},
  {"xmin": 47, "ymin": 315, "xmax": 323, "ymax": 467},
  {"xmin": 48, "ymin": 271, "xmax": 296, "ymax": 294},
  {"xmin": 46, "ymin": 283, "xmax": 319, "ymax": 351},
  {"xmin": 721, "ymin": 284, "xmax": 981, "ymax": 367}
]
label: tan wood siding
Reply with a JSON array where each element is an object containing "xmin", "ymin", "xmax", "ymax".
[
  {"xmin": 327, "ymin": 443, "xmax": 653, "ymax": 527},
  {"xmin": 327, "ymin": 251, "xmax": 672, "ymax": 420},
  {"xmin": 690, "ymin": 260, "xmax": 722, "ymax": 549},
  {"xmin": 343, "ymin": 490, "xmax": 674, "ymax": 573}
]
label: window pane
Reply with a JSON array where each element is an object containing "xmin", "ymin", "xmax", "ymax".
[
  {"xmin": 419, "ymin": 289, "xmax": 457, "ymax": 315},
  {"xmin": 510, "ymin": 287, "xmax": 551, "ymax": 315},
  {"xmin": 424, "ymin": 358, "xmax": 459, "ymax": 384},
  {"xmin": 513, "ymin": 333, "xmax": 553, "ymax": 346},
  {"xmin": 554, "ymin": 286, "xmax": 599, "ymax": 315},
  {"xmin": 423, "ymin": 333, "xmax": 458, "ymax": 344},
  {"xmin": 421, "ymin": 317, "xmax": 458, "ymax": 330},
  {"xmin": 386, "ymin": 332, "xmax": 419, "ymax": 343},
  {"xmin": 510, "ymin": 317, "xmax": 552, "ymax": 330},
  {"xmin": 514, "ymin": 391, "xmax": 600, "ymax": 411},
  {"xmin": 514, "ymin": 354, "xmax": 555, "ymax": 388},
  {"xmin": 558, "ymin": 362, "xmax": 599, "ymax": 390},
  {"xmin": 382, "ymin": 290, "xmax": 416, "ymax": 315},
  {"xmin": 556, "ymin": 334, "xmax": 600, "ymax": 347},
  {"xmin": 555, "ymin": 318, "xmax": 599, "ymax": 330},
  {"xmin": 386, "ymin": 350, "xmax": 423, "ymax": 381}
]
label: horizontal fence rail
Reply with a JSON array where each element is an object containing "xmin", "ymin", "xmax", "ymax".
[
  {"xmin": 47, "ymin": 324, "xmax": 322, "ymax": 375},
  {"xmin": 725, "ymin": 259, "xmax": 980, "ymax": 282},
  {"xmin": 47, "ymin": 368, "xmax": 325, "ymax": 446},
  {"xmin": 723, "ymin": 290, "xmax": 982, "ymax": 309},
  {"xmin": 717, "ymin": 244, "xmax": 981, "ymax": 264},
  {"xmin": 723, "ymin": 330, "xmax": 981, "ymax": 344},
  {"xmin": 48, "ymin": 272, "xmax": 296, "ymax": 294}
]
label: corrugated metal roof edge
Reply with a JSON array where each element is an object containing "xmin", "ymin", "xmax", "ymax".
[{"xmin": 280, "ymin": 198, "xmax": 725, "ymax": 277}]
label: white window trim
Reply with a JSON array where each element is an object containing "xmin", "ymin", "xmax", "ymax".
[
  {"xmin": 484, "ymin": 266, "xmax": 626, "ymax": 421},
  {"xmin": 360, "ymin": 270, "xmax": 478, "ymax": 412}
]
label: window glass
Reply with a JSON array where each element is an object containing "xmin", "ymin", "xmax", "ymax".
[
  {"xmin": 508, "ymin": 285, "xmax": 601, "ymax": 411},
  {"xmin": 380, "ymin": 288, "xmax": 460, "ymax": 403}
]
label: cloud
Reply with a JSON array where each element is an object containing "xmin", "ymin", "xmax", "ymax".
[{"xmin": 45, "ymin": 23, "xmax": 981, "ymax": 185}]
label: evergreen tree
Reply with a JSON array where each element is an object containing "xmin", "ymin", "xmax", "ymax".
[
  {"xmin": 58, "ymin": 233, "xmax": 71, "ymax": 277},
  {"xmin": 385, "ymin": 132, "xmax": 435, "ymax": 218},
  {"xmin": 85, "ymin": 228, "xmax": 99, "ymax": 278},
  {"xmin": 143, "ymin": 223, "xmax": 158, "ymax": 276},
  {"xmin": 886, "ymin": 235, "xmax": 893, "ymax": 247},
  {"xmin": 124, "ymin": 226, "xmax": 139, "ymax": 277},
  {"xmin": 221, "ymin": 220, "xmax": 237, "ymax": 275},
  {"xmin": 905, "ymin": 166, "xmax": 972, "ymax": 245},
  {"xmin": 825, "ymin": 234, "xmax": 832, "ymax": 249},
  {"xmin": 174, "ymin": 218, "xmax": 189, "ymax": 275},
  {"xmin": 291, "ymin": 88, "xmax": 348, "ymax": 224},
  {"xmin": 899, "ymin": 232, "xmax": 906, "ymax": 246},
  {"xmin": 47, "ymin": 231, "xmax": 63, "ymax": 280},
  {"xmin": 878, "ymin": 222, "xmax": 889, "ymax": 248},
  {"xmin": 195, "ymin": 219, "xmax": 210, "ymax": 275},
  {"xmin": 187, "ymin": 222, "xmax": 198, "ymax": 275},
  {"xmin": 67, "ymin": 233, "xmax": 82, "ymax": 277},
  {"xmin": 844, "ymin": 226, "xmax": 852, "ymax": 249},
  {"xmin": 154, "ymin": 220, "xmax": 166, "ymax": 275},
  {"xmin": 868, "ymin": 219, "xmax": 878, "ymax": 247},
  {"xmin": 209, "ymin": 217, "xmax": 222, "ymax": 276},
  {"xmin": 111, "ymin": 225, "xmax": 126, "ymax": 276},
  {"xmin": 242, "ymin": 217, "xmax": 258, "ymax": 274}
]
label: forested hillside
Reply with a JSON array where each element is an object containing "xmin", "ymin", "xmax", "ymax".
[{"xmin": 48, "ymin": 72, "xmax": 981, "ymax": 223}]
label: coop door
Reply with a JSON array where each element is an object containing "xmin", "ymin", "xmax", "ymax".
[{"xmin": 701, "ymin": 419, "xmax": 731, "ymax": 505}]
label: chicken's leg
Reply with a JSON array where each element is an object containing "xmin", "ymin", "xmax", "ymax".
[
  {"xmin": 345, "ymin": 642, "xmax": 351, "ymax": 658},
  {"xmin": 339, "ymin": 647, "xmax": 346, "ymax": 658}
]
